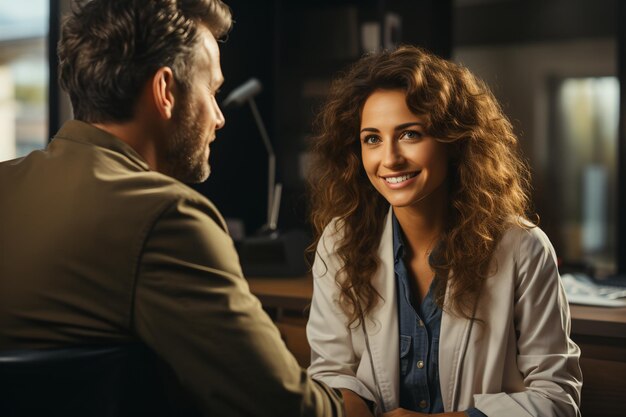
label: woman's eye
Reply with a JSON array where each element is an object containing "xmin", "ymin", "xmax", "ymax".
[
  {"xmin": 402, "ymin": 130, "xmax": 422, "ymax": 140},
  {"xmin": 363, "ymin": 135, "xmax": 380, "ymax": 144}
]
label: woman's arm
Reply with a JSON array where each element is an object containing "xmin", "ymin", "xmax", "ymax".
[
  {"xmin": 307, "ymin": 224, "xmax": 380, "ymax": 408},
  {"xmin": 473, "ymin": 226, "xmax": 582, "ymax": 417}
]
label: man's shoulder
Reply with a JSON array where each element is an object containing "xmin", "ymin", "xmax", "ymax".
[
  {"xmin": 115, "ymin": 170, "xmax": 224, "ymax": 227},
  {"xmin": 132, "ymin": 170, "xmax": 213, "ymax": 206}
]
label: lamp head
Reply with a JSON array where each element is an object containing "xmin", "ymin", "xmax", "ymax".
[{"xmin": 222, "ymin": 78, "xmax": 262, "ymax": 108}]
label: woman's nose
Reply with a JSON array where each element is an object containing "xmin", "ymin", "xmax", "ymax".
[{"xmin": 382, "ymin": 141, "xmax": 404, "ymax": 168}]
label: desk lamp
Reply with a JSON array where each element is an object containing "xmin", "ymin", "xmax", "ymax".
[
  {"xmin": 222, "ymin": 78, "xmax": 281, "ymax": 233},
  {"xmin": 222, "ymin": 78, "xmax": 308, "ymax": 277}
]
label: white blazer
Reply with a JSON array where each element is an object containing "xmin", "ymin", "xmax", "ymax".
[{"xmin": 307, "ymin": 210, "xmax": 582, "ymax": 417}]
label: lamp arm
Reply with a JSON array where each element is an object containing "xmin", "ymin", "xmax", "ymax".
[{"xmin": 248, "ymin": 98, "xmax": 275, "ymax": 228}]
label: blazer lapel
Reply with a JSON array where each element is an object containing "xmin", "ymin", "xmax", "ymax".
[
  {"xmin": 364, "ymin": 209, "xmax": 400, "ymax": 411},
  {"xmin": 440, "ymin": 281, "xmax": 477, "ymax": 412}
]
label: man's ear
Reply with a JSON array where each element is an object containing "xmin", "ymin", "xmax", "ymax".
[{"xmin": 152, "ymin": 67, "xmax": 176, "ymax": 120}]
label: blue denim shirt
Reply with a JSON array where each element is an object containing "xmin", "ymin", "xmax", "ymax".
[{"xmin": 393, "ymin": 214, "xmax": 486, "ymax": 417}]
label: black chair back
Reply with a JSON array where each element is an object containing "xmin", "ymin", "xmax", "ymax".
[{"xmin": 0, "ymin": 344, "xmax": 196, "ymax": 417}]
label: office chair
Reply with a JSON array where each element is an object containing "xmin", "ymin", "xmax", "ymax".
[{"xmin": 0, "ymin": 344, "xmax": 200, "ymax": 417}]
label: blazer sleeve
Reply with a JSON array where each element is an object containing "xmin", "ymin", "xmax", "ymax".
[
  {"xmin": 307, "ymin": 222, "xmax": 379, "ymax": 405},
  {"xmin": 132, "ymin": 197, "xmax": 344, "ymax": 417},
  {"xmin": 473, "ymin": 227, "xmax": 582, "ymax": 417}
]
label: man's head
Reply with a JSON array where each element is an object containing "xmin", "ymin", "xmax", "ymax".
[
  {"xmin": 58, "ymin": 0, "xmax": 231, "ymax": 123},
  {"xmin": 58, "ymin": 0, "xmax": 231, "ymax": 182},
  {"xmin": 162, "ymin": 26, "xmax": 225, "ymax": 182}
]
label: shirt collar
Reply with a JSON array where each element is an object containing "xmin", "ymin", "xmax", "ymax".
[
  {"xmin": 52, "ymin": 120, "xmax": 151, "ymax": 171},
  {"xmin": 392, "ymin": 211, "xmax": 405, "ymax": 262},
  {"xmin": 392, "ymin": 210, "xmax": 444, "ymax": 265}
]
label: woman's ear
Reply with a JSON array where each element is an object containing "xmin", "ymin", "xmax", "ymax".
[{"xmin": 152, "ymin": 67, "xmax": 176, "ymax": 120}]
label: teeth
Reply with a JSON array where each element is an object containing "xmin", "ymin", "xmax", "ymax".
[{"xmin": 385, "ymin": 173, "xmax": 417, "ymax": 184}]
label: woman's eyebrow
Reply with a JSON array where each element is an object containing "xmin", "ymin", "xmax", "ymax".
[
  {"xmin": 394, "ymin": 122, "xmax": 424, "ymax": 131},
  {"xmin": 360, "ymin": 121, "xmax": 424, "ymax": 134}
]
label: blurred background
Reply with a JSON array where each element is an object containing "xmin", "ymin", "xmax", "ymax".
[{"xmin": 0, "ymin": 0, "xmax": 623, "ymax": 280}]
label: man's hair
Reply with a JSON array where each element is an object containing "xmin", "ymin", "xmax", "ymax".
[{"xmin": 58, "ymin": 0, "xmax": 232, "ymax": 123}]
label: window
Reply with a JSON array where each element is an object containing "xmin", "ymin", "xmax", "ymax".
[
  {"xmin": 0, "ymin": 0, "xmax": 49, "ymax": 162},
  {"xmin": 549, "ymin": 76, "xmax": 619, "ymax": 275},
  {"xmin": 454, "ymin": 38, "xmax": 618, "ymax": 277}
]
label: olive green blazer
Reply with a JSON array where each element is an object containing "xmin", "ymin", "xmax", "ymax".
[{"xmin": 0, "ymin": 120, "xmax": 342, "ymax": 417}]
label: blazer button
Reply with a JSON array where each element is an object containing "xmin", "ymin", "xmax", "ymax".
[
  {"xmin": 419, "ymin": 400, "xmax": 428, "ymax": 408},
  {"xmin": 417, "ymin": 360, "xmax": 424, "ymax": 369}
]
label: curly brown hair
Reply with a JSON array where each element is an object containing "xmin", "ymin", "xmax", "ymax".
[
  {"xmin": 308, "ymin": 45, "xmax": 534, "ymax": 325},
  {"xmin": 58, "ymin": 0, "xmax": 232, "ymax": 123}
]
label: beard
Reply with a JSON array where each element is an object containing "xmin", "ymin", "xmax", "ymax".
[{"xmin": 163, "ymin": 98, "xmax": 211, "ymax": 184}]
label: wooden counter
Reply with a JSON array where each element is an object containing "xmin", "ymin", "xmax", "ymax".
[{"xmin": 248, "ymin": 275, "xmax": 626, "ymax": 417}]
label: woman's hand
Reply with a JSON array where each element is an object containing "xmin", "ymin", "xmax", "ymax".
[{"xmin": 340, "ymin": 389, "xmax": 375, "ymax": 417}]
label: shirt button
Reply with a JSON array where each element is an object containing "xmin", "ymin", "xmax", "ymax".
[
  {"xmin": 419, "ymin": 400, "xmax": 428, "ymax": 408},
  {"xmin": 417, "ymin": 360, "xmax": 424, "ymax": 369}
]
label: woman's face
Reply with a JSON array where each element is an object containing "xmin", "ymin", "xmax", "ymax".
[{"xmin": 359, "ymin": 89, "xmax": 449, "ymax": 209}]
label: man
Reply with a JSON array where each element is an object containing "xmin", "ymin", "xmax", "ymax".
[{"xmin": 0, "ymin": 1, "xmax": 343, "ymax": 416}]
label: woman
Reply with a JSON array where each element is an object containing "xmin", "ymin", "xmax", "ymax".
[{"xmin": 306, "ymin": 46, "xmax": 582, "ymax": 417}]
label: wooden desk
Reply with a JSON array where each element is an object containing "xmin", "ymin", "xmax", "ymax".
[
  {"xmin": 248, "ymin": 276, "xmax": 312, "ymax": 312},
  {"xmin": 248, "ymin": 275, "xmax": 626, "ymax": 417},
  {"xmin": 567, "ymin": 304, "xmax": 626, "ymax": 417},
  {"xmin": 248, "ymin": 276, "xmax": 312, "ymax": 367}
]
